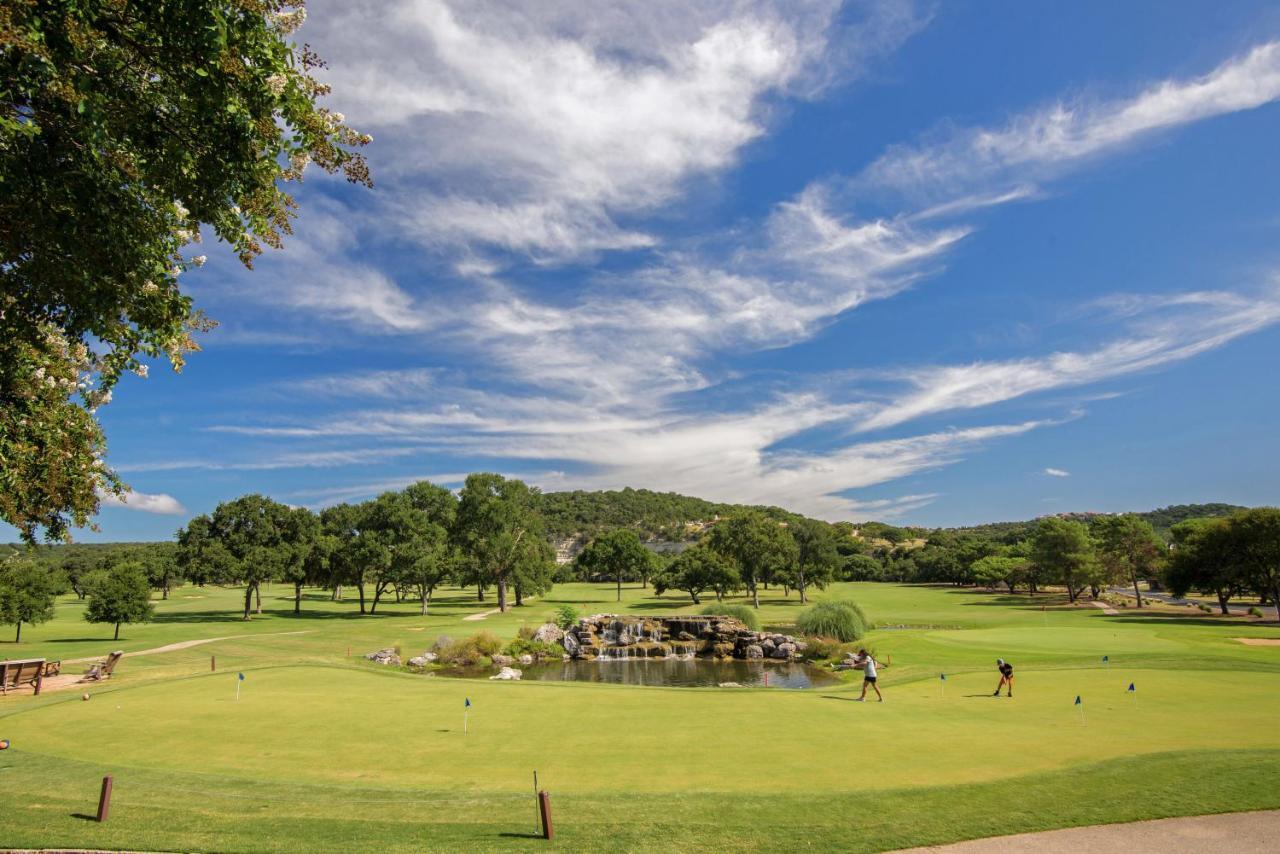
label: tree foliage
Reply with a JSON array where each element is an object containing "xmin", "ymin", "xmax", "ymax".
[
  {"xmin": 1, "ymin": 0, "xmax": 370, "ymax": 541},
  {"xmin": 704, "ymin": 512, "xmax": 798, "ymax": 608},
  {"xmin": 0, "ymin": 558, "xmax": 57, "ymax": 641},
  {"xmin": 83, "ymin": 560, "xmax": 153, "ymax": 639}
]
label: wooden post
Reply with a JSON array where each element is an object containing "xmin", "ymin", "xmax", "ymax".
[
  {"xmin": 211, "ymin": 655, "xmax": 216, "ymax": 672},
  {"xmin": 34, "ymin": 661, "xmax": 44, "ymax": 696},
  {"xmin": 96, "ymin": 775, "xmax": 114, "ymax": 822},
  {"xmin": 538, "ymin": 790, "xmax": 553, "ymax": 840}
]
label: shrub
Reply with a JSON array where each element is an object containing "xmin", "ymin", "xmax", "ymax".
[
  {"xmin": 437, "ymin": 631, "xmax": 503, "ymax": 665},
  {"xmin": 1198, "ymin": 603, "xmax": 1214, "ymax": 613},
  {"xmin": 516, "ymin": 624, "xmax": 538, "ymax": 641},
  {"xmin": 554, "ymin": 604, "xmax": 579, "ymax": 629},
  {"xmin": 431, "ymin": 634, "xmax": 453, "ymax": 653},
  {"xmin": 1248, "ymin": 606, "xmax": 1264, "ymax": 618},
  {"xmin": 796, "ymin": 600, "xmax": 867, "ymax": 642},
  {"xmin": 503, "ymin": 638, "xmax": 564, "ymax": 659},
  {"xmin": 699, "ymin": 602, "xmax": 760, "ymax": 631},
  {"xmin": 799, "ymin": 636, "xmax": 843, "ymax": 662}
]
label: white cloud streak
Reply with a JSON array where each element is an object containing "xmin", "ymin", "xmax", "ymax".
[
  {"xmin": 865, "ymin": 41, "xmax": 1280, "ymax": 195},
  {"xmin": 98, "ymin": 489, "xmax": 187, "ymax": 516},
  {"xmin": 1044, "ymin": 468, "xmax": 1070, "ymax": 478}
]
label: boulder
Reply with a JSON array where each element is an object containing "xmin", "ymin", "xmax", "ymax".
[
  {"xmin": 533, "ymin": 623, "xmax": 564, "ymax": 644},
  {"xmin": 518, "ymin": 654, "xmax": 534, "ymax": 666},
  {"xmin": 489, "ymin": 666, "xmax": 523, "ymax": 680},
  {"xmin": 562, "ymin": 633, "xmax": 581, "ymax": 656},
  {"xmin": 407, "ymin": 653, "xmax": 438, "ymax": 667},
  {"xmin": 491, "ymin": 654, "xmax": 515, "ymax": 667},
  {"xmin": 771, "ymin": 642, "xmax": 797, "ymax": 659},
  {"xmin": 759, "ymin": 638, "xmax": 776, "ymax": 653},
  {"xmin": 431, "ymin": 635, "xmax": 453, "ymax": 652},
  {"xmin": 365, "ymin": 648, "xmax": 401, "ymax": 666},
  {"xmin": 744, "ymin": 644, "xmax": 764, "ymax": 659}
]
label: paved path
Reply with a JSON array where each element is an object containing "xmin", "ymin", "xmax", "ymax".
[
  {"xmin": 894, "ymin": 810, "xmax": 1280, "ymax": 853},
  {"xmin": 1107, "ymin": 587, "xmax": 1277, "ymax": 619},
  {"xmin": 463, "ymin": 608, "xmax": 502, "ymax": 621},
  {"xmin": 1090, "ymin": 600, "xmax": 1119, "ymax": 616}
]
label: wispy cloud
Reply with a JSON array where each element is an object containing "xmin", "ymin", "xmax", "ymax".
[
  {"xmin": 864, "ymin": 41, "xmax": 1280, "ymax": 196},
  {"xmin": 98, "ymin": 489, "xmax": 187, "ymax": 516},
  {"xmin": 1044, "ymin": 468, "xmax": 1070, "ymax": 478},
  {"xmin": 855, "ymin": 287, "xmax": 1280, "ymax": 432}
]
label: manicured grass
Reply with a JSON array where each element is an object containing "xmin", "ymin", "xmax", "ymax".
[{"xmin": 2, "ymin": 581, "xmax": 1278, "ymax": 851}]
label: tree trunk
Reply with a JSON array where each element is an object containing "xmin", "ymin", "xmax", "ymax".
[
  {"xmin": 515, "ymin": 585, "xmax": 524, "ymax": 607},
  {"xmin": 751, "ymin": 581, "xmax": 760, "ymax": 608},
  {"xmin": 477, "ymin": 582, "xmax": 484, "ymax": 602},
  {"xmin": 617, "ymin": 573, "xmax": 622, "ymax": 602},
  {"xmin": 421, "ymin": 588, "xmax": 432, "ymax": 616},
  {"xmin": 255, "ymin": 584, "xmax": 262, "ymax": 614},
  {"xmin": 114, "ymin": 622, "xmax": 121, "ymax": 640},
  {"xmin": 162, "ymin": 582, "xmax": 170, "ymax": 600},
  {"xmin": 357, "ymin": 583, "xmax": 366, "ymax": 614},
  {"xmin": 1217, "ymin": 588, "xmax": 1231, "ymax": 615},
  {"xmin": 294, "ymin": 582, "xmax": 303, "ymax": 615},
  {"xmin": 798, "ymin": 571, "xmax": 807, "ymax": 604},
  {"xmin": 1131, "ymin": 573, "xmax": 1143, "ymax": 608},
  {"xmin": 243, "ymin": 585, "xmax": 253, "ymax": 620},
  {"xmin": 691, "ymin": 591, "xmax": 701, "ymax": 604},
  {"xmin": 1006, "ymin": 580, "xmax": 1016, "ymax": 594},
  {"xmin": 370, "ymin": 581, "xmax": 390, "ymax": 614},
  {"xmin": 14, "ymin": 622, "xmax": 20, "ymax": 643},
  {"xmin": 497, "ymin": 578, "xmax": 508, "ymax": 612}
]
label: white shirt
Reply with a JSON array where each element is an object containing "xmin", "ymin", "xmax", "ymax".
[{"xmin": 863, "ymin": 658, "xmax": 877, "ymax": 678}]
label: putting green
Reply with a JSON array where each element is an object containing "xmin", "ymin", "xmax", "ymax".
[{"xmin": 7, "ymin": 663, "xmax": 1278, "ymax": 794}]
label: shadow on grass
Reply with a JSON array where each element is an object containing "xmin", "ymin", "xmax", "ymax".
[
  {"xmin": 819, "ymin": 695, "xmax": 863, "ymax": 702},
  {"xmin": 498, "ymin": 832, "xmax": 545, "ymax": 840},
  {"xmin": 70, "ymin": 813, "xmax": 97, "ymax": 822}
]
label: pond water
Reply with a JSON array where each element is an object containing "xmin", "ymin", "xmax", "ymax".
[{"xmin": 441, "ymin": 658, "xmax": 841, "ymax": 689}]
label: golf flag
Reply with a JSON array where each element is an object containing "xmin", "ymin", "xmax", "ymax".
[
  {"xmin": 235, "ymin": 672, "xmax": 244, "ymax": 701},
  {"xmin": 238, "ymin": 672, "xmax": 245, "ymax": 681},
  {"xmin": 940, "ymin": 673, "xmax": 946, "ymax": 681},
  {"xmin": 1074, "ymin": 695, "xmax": 1081, "ymax": 705},
  {"xmin": 1075, "ymin": 694, "xmax": 1086, "ymax": 725},
  {"xmin": 1102, "ymin": 655, "xmax": 1109, "ymax": 664},
  {"xmin": 464, "ymin": 697, "xmax": 471, "ymax": 734},
  {"xmin": 465, "ymin": 697, "xmax": 471, "ymax": 708},
  {"xmin": 939, "ymin": 672, "xmax": 946, "ymax": 697},
  {"xmin": 1127, "ymin": 682, "xmax": 1135, "ymax": 693}
]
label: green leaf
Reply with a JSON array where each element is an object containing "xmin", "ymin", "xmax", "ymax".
[{"xmin": 196, "ymin": 68, "xmax": 209, "ymax": 77}]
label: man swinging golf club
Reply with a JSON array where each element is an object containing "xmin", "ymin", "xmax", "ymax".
[{"xmin": 993, "ymin": 658, "xmax": 1014, "ymax": 697}]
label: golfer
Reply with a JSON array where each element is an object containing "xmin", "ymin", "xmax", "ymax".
[
  {"xmin": 854, "ymin": 649, "xmax": 888, "ymax": 702},
  {"xmin": 993, "ymin": 658, "xmax": 1014, "ymax": 697}
]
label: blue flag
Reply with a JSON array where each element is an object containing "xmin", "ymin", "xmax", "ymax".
[
  {"xmin": 465, "ymin": 697, "xmax": 471, "ymax": 708},
  {"xmin": 940, "ymin": 673, "xmax": 946, "ymax": 681},
  {"xmin": 1127, "ymin": 683, "xmax": 1135, "ymax": 692},
  {"xmin": 237, "ymin": 672, "xmax": 245, "ymax": 681},
  {"xmin": 1102, "ymin": 655, "xmax": 1109, "ymax": 663},
  {"xmin": 1074, "ymin": 695, "xmax": 1081, "ymax": 705}
]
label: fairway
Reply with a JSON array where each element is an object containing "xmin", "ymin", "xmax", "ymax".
[{"xmin": 2, "ymin": 582, "xmax": 1279, "ymax": 851}]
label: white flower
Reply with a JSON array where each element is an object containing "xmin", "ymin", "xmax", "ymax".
[
  {"xmin": 290, "ymin": 151, "xmax": 310, "ymax": 173},
  {"xmin": 271, "ymin": 8, "xmax": 306, "ymax": 34},
  {"xmin": 192, "ymin": 255, "xmax": 207, "ymax": 267},
  {"xmin": 176, "ymin": 228, "xmax": 192, "ymax": 242},
  {"xmin": 142, "ymin": 280, "xmax": 159, "ymax": 294},
  {"xmin": 134, "ymin": 364, "xmax": 149, "ymax": 378},
  {"xmin": 174, "ymin": 201, "xmax": 189, "ymax": 220},
  {"xmin": 330, "ymin": 111, "xmax": 344, "ymax": 124},
  {"xmin": 267, "ymin": 73, "xmax": 288, "ymax": 96},
  {"xmin": 171, "ymin": 266, "xmax": 182, "ymax": 277}
]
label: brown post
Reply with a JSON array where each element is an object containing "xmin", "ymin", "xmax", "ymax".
[
  {"xmin": 211, "ymin": 655, "xmax": 216, "ymax": 672},
  {"xmin": 34, "ymin": 661, "xmax": 44, "ymax": 696},
  {"xmin": 97, "ymin": 775, "xmax": 113, "ymax": 822},
  {"xmin": 538, "ymin": 790, "xmax": 553, "ymax": 840}
]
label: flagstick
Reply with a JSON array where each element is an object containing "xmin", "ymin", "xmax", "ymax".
[
  {"xmin": 533, "ymin": 771, "xmax": 540, "ymax": 835},
  {"xmin": 235, "ymin": 680, "xmax": 240, "ymax": 702},
  {"xmin": 1078, "ymin": 701, "xmax": 1086, "ymax": 726},
  {"xmin": 464, "ymin": 708, "xmax": 468, "ymax": 735}
]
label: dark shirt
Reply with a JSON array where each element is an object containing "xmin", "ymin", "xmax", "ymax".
[{"xmin": 999, "ymin": 663, "xmax": 1014, "ymax": 677}]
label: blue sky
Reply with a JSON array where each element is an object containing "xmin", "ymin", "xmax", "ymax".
[{"xmin": 27, "ymin": 0, "xmax": 1280, "ymax": 541}]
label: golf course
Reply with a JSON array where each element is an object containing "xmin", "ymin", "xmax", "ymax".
[{"xmin": 2, "ymin": 581, "xmax": 1278, "ymax": 852}]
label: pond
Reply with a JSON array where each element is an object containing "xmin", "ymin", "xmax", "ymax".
[{"xmin": 441, "ymin": 658, "xmax": 842, "ymax": 689}]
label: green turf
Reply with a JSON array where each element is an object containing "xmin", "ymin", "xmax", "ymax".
[{"xmin": 2, "ymin": 581, "xmax": 1278, "ymax": 851}]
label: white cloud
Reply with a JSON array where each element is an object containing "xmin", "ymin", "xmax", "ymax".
[
  {"xmin": 98, "ymin": 489, "xmax": 187, "ymax": 516},
  {"xmin": 855, "ymin": 287, "xmax": 1280, "ymax": 432},
  {"xmin": 304, "ymin": 0, "xmax": 923, "ymax": 258},
  {"xmin": 1044, "ymin": 468, "xmax": 1070, "ymax": 478},
  {"xmin": 864, "ymin": 41, "xmax": 1280, "ymax": 196}
]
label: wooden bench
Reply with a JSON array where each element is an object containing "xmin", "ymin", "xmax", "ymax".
[{"xmin": 1, "ymin": 658, "xmax": 47, "ymax": 695}]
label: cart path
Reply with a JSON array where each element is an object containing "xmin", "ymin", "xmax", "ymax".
[
  {"xmin": 63, "ymin": 630, "xmax": 315, "ymax": 664},
  {"xmin": 893, "ymin": 810, "xmax": 1280, "ymax": 853},
  {"xmin": 463, "ymin": 608, "xmax": 502, "ymax": 621},
  {"xmin": 1090, "ymin": 600, "xmax": 1120, "ymax": 616}
]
